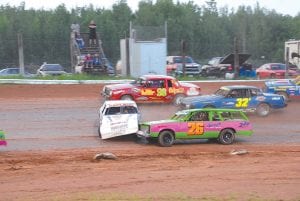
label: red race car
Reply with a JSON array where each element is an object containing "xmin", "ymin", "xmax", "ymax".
[
  {"xmin": 256, "ymin": 63, "xmax": 298, "ymax": 79},
  {"xmin": 102, "ymin": 75, "xmax": 201, "ymax": 105}
]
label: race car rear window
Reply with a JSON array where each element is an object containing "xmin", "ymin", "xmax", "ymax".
[
  {"xmin": 122, "ymin": 106, "xmax": 138, "ymax": 114},
  {"xmin": 105, "ymin": 107, "xmax": 121, "ymax": 115}
]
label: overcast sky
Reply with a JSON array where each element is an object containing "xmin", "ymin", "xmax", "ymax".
[{"xmin": 1, "ymin": 0, "xmax": 299, "ymax": 16}]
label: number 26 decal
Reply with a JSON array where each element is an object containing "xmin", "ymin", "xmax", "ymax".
[
  {"xmin": 235, "ymin": 98, "xmax": 250, "ymax": 107},
  {"xmin": 188, "ymin": 122, "xmax": 204, "ymax": 135}
]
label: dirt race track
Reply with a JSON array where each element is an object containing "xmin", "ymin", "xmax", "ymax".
[{"xmin": 0, "ymin": 81, "xmax": 300, "ymax": 201}]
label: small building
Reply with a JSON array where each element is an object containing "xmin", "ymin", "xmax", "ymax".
[{"xmin": 120, "ymin": 22, "xmax": 167, "ymax": 77}]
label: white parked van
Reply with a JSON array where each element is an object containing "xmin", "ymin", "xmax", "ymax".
[{"xmin": 98, "ymin": 100, "xmax": 140, "ymax": 139}]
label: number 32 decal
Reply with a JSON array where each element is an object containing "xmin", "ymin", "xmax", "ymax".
[
  {"xmin": 235, "ymin": 98, "xmax": 250, "ymax": 107},
  {"xmin": 188, "ymin": 122, "xmax": 204, "ymax": 135}
]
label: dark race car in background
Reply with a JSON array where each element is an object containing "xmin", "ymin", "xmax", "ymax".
[{"xmin": 180, "ymin": 85, "xmax": 287, "ymax": 117}]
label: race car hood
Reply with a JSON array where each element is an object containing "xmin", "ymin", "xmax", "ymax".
[
  {"xmin": 220, "ymin": 53, "xmax": 251, "ymax": 65},
  {"xmin": 105, "ymin": 83, "xmax": 134, "ymax": 90},
  {"xmin": 142, "ymin": 119, "xmax": 178, "ymax": 126},
  {"xmin": 181, "ymin": 94, "xmax": 222, "ymax": 105},
  {"xmin": 179, "ymin": 82, "xmax": 200, "ymax": 89}
]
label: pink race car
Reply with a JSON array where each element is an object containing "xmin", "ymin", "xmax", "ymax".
[{"xmin": 138, "ymin": 108, "xmax": 253, "ymax": 147}]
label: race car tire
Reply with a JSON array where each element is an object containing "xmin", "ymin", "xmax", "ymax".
[
  {"xmin": 173, "ymin": 94, "xmax": 185, "ymax": 106},
  {"xmin": 158, "ymin": 130, "xmax": 175, "ymax": 147},
  {"xmin": 121, "ymin": 95, "xmax": 133, "ymax": 101},
  {"xmin": 256, "ymin": 103, "xmax": 270, "ymax": 117},
  {"xmin": 277, "ymin": 91, "xmax": 289, "ymax": 102},
  {"xmin": 98, "ymin": 125, "xmax": 102, "ymax": 138},
  {"xmin": 218, "ymin": 129, "xmax": 235, "ymax": 145}
]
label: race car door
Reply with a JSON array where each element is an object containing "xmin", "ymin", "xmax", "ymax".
[
  {"xmin": 222, "ymin": 89, "xmax": 254, "ymax": 109},
  {"xmin": 100, "ymin": 105, "xmax": 139, "ymax": 139},
  {"xmin": 140, "ymin": 79, "xmax": 166, "ymax": 102}
]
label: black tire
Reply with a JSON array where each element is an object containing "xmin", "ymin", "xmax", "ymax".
[
  {"xmin": 121, "ymin": 95, "xmax": 133, "ymax": 101},
  {"xmin": 277, "ymin": 91, "xmax": 289, "ymax": 102},
  {"xmin": 256, "ymin": 103, "xmax": 270, "ymax": 117},
  {"xmin": 158, "ymin": 131, "xmax": 175, "ymax": 147},
  {"xmin": 98, "ymin": 125, "xmax": 102, "ymax": 138},
  {"xmin": 173, "ymin": 94, "xmax": 185, "ymax": 106},
  {"xmin": 218, "ymin": 129, "xmax": 235, "ymax": 145}
]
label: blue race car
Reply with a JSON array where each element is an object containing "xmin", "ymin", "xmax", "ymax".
[
  {"xmin": 180, "ymin": 85, "xmax": 287, "ymax": 117},
  {"xmin": 264, "ymin": 76, "xmax": 300, "ymax": 101}
]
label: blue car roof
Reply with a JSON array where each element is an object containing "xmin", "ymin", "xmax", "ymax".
[{"xmin": 221, "ymin": 85, "xmax": 259, "ymax": 90}]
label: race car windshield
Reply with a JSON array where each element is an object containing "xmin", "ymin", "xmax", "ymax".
[
  {"xmin": 214, "ymin": 88, "xmax": 229, "ymax": 97},
  {"xmin": 271, "ymin": 64, "xmax": 286, "ymax": 70},
  {"xmin": 132, "ymin": 78, "xmax": 146, "ymax": 86},
  {"xmin": 171, "ymin": 112, "xmax": 187, "ymax": 120}
]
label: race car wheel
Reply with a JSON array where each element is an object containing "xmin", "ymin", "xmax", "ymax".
[
  {"xmin": 277, "ymin": 91, "xmax": 289, "ymax": 102},
  {"xmin": 98, "ymin": 125, "xmax": 102, "ymax": 138},
  {"xmin": 173, "ymin": 94, "xmax": 185, "ymax": 106},
  {"xmin": 218, "ymin": 129, "xmax": 235, "ymax": 145},
  {"xmin": 121, "ymin": 95, "xmax": 133, "ymax": 101},
  {"xmin": 158, "ymin": 131, "xmax": 174, "ymax": 147},
  {"xmin": 256, "ymin": 103, "xmax": 270, "ymax": 117}
]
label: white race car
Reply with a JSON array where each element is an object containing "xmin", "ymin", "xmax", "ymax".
[{"xmin": 98, "ymin": 100, "xmax": 140, "ymax": 139}]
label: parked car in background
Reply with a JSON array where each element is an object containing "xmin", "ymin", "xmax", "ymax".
[
  {"xmin": 180, "ymin": 85, "xmax": 287, "ymax": 117},
  {"xmin": 102, "ymin": 74, "xmax": 201, "ymax": 105},
  {"xmin": 98, "ymin": 100, "xmax": 140, "ymax": 139},
  {"xmin": 264, "ymin": 76, "xmax": 300, "ymax": 101},
  {"xmin": 201, "ymin": 53, "xmax": 251, "ymax": 78},
  {"xmin": 0, "ymin": 67, "xmax": 34, "ymax": 77},
  {"xmin": 37, "ymin": 63, "xmax": 67, "ymax": 76},
  {"xmin": 138, "ymin": 108, "xmax": 253, "ymax": 147},
  {"xmin": 166, "ymin": 56, "xmax": 201, "ymax": 77},
  {"xmin": 256, "ymin": 63, "xmax": 298, "ymax": 79}
]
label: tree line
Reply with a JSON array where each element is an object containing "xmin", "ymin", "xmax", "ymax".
[{"xmin": 0, "ymin": 0, "xmax": 299, "ymax": 72}]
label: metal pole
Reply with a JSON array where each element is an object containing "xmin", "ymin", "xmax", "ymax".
[
  {"xmin": 181, "ymin": 40, "xmax": 186, "ymax": 76},
  {"xmin": 285, "ymin": 47, "xmax": 289, "ymax": 79},
  {"xmin": 234, "ymin": 37, "xmax": 239, "ymax": 79},
  {"xmin": 18, "ymin": 33, "xmax": 25, "ymax": 76}
]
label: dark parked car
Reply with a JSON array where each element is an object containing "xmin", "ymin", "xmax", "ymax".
[
  {"xmin": 37, "ymin": 63, "xmax": 67, "ymax": 76},
  {"xmin": 0, "ymin": 68, "xmax": 34, "ymax": 77},
  {"xmin": 201, "ymin": 53, "xmax": 251, "ymax": 78}
]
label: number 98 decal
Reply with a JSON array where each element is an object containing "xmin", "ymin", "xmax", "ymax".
[
  {"xmin": 188, "ymin": 122, "xmax": 204, "ymax": 135},
  {"xmin": 235, "ymin": 98, "xmax": 250, "ymax": 107}
]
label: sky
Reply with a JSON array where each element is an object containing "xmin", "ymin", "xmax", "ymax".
[{"xmin": 0, "ymin": 0, "xmax": 299, "ymax": 16}]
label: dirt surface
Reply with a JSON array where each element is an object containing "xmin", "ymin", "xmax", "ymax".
[{"xmin": 0, "ymin": 81, "xmax": 300, "ymax": 200}]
